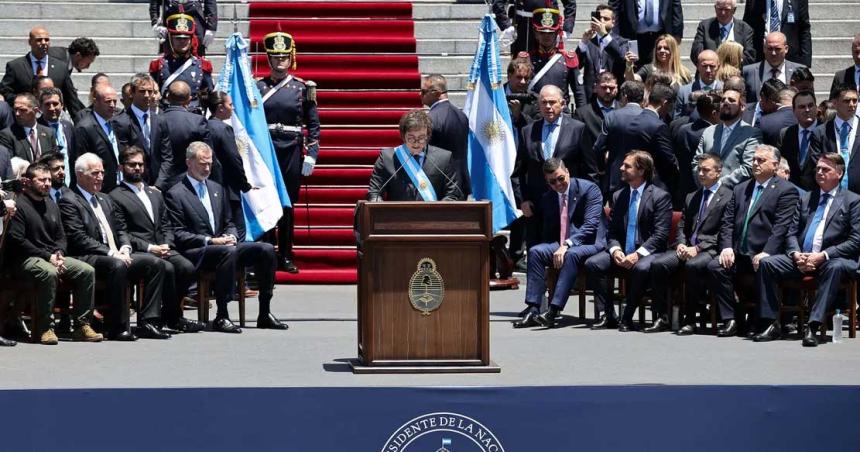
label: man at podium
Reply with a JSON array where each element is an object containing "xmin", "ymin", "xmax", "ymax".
[{"xmin": 366, "ymin": 109, "xmax": 463, "ymax": 202}]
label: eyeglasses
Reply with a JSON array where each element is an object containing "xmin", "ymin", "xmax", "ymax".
[
  {"xmin": 546, "ymin": 175, "xmax": 566, "ymax": 186},
  {"xmin": 405, "ymin": 135, "xmax": 428, "ymax": 144}
]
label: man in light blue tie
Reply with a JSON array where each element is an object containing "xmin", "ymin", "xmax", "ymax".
[
  {"xmin": 809, "ymin": 85, "xmax": 858, "ymax": 194},
  {"xmin": 37, "ymin": 87, "xmax": 72, "ymax": 186},
  {"xmin": 72, "ymin": 84, "xmax": 127, "ymax": 192}
]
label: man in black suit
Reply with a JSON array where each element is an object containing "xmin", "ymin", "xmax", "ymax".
[
  {"xmin": 650, "ymin": 154, "xmax": 733, "ymax": 334},
  {"xmin": 757, "ymin": 153, "xmax": 860, "ymax": 345},
  {"xmin": 743, "ymin": 0, "xmax": 811, "ymax": 68},
  {"xmin": 609, "ymin": 0, "xmax": 683, "ymax": 66},
  {"xmin": 0, "ymin": 146, "xmax": 13, "ymax": 180},
  {"xmin": 422, "ymin": 74, "xmax": 470, "ymax": 195},
  {"xmin": 743, "ymin": 78, "xmax": 785, "ymax": 127},
  {"xmin": 809, "ymin": 85, "xmax": 859, "ymax": 194},
  {"xmin": 674, "ymin": 91, "xmax": 720, "ymax": 206},
  {"xmin": 111, "ymin": 73, "xmax": 173, "ymax": 188},
  {"xmin": 757, "ymin": 87, "xmax": 797, "ymax": 146},
  {"xmin": 777, "ymin": 90, "xmax": 818, "ymax": 191},
  {"xmin": 492, "ymin": 0, "xmax": 577, "ymax": 56},
  {"xmin": 36, "ymin": 87, "xmax": 73, "ymax": 186},
  {"xmin": 574, "ymin": 72, "xmax": 618, "ymax": 183},
  {"xmin": 674, "ymin": 50, "xmax": 723, "ymax": 119},
  {"xmin": 0, "ymin": 27, "xmax": 81, "ymax": 119},
  {"xmin": 512, "ymin": 85, "xmax": 597, "ymax": 247},
  {"xmin": 828, "ymin": 33, "xmax": 860, "ymax": 101},
  {"xmin": 73, "ymin": 84, "xmax": 135, "ymax": 193},
  {"xmin": 110, "ymin": 147, "xmax": 205, "ymax": 334},
  {"xmin": 157, "ymin": 81, "xmax": 212, "ymax": 190},
  {"xmin": 166, "ymin": 142, "xmax": 287, "ymax": 333},
  {"xmin": 690, "ymin": 0, "xmax": 756, "ymax": 66},
  {"xmin": 593, "ymin": 80, "xmax": 644, "ymax": 194},
  {"xmin": 47, "ymin": 37, "xmax": 99, "ymax": 121},
  {"xmin": 707, "ymin": 144, "xmax": 799, "ymax": 337},
  {"xmin": 575, "ymin": 4, "xmax": 628, "ymax": 102},
  {"xmin": 59, "ymin": 152, "xmax": 170, "ymax": 341},
  {"xmin": 584, "ymin": 151, "xmax": 673, "ymax": 330},
  {"xmin": 741, "ymin": 32, "xmax": 805, "ymax": 104},
  {"xmin": 0, "ymin": 93, "xmax": 57, "ymax": 163}
]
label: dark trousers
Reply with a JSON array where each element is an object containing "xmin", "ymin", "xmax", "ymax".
[
  {"xmin": 707, "ymin": 254, "xmax": 754, "ymax": 321},
  {"xmin": 506, "ymin": 217, "xmax": 525, "ymax": 259},
  {"xmin": 160, "ymin": 251, "xmax": 196, "ymax": 325},
  {"xmin": 230, "ymin": 199, "xmax": 246, "ymax": 242},
  {"xmin": 276, "ymin": 142, "xmax": 302, "ymax": 259},
  {"xmin": 188, "ymin": 242, "xmax": 277, "ymax": 318},
  {"xmin": 525, "ymin": 242, "xmax": 603, "ymax": 310},
  {"xmin": 649, "ymin": 249, "xmax": 714, "ymax": 317},
  {"xmin": 635, "ymin": 31, "xmax": 660, "ymax": 66},
  {"xmin": 584, "ymin": 251, "xmax": 659, "ymax": 321},
  {"xmin": 522, "ymin": 214, "xmax": 543, "ymax": 250},
  {"xmin": 758, "ymin": 255, "xmax": 858, "ymax": 324}
]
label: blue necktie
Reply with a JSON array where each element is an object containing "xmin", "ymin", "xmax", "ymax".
[
  {"xmin": 542, "ymin": 122, "xmax": 556, "ymax": 159},
  {"xmin": 197, "ymin": 182, "xmax": 216, "ymax": 233},
  {"xmin": 105, "ymin": 121, "xmax": 121, "ymax": 183},
  {"xmin": 719, "ymin": 26, "xmax": 728, "ymax": 42},
  {"xmin": 625, "ymin": 189, "xmax": 640, "ymax": 254},
  {"xmin": 802, "ymin": 194, "xmax": 831, "ymax": 253},
  {"xmin": 769, "ymin": 0, "xmax": 781, "ymax": 33},
  {"xmin": 740, "ymin": 185, "xmax": 764, "ymax": 252},
  {"xmin": 644, "ymin": 0, "xmax": 655, "ymax": 27},
  {"xmin": 600, "ymin": 106, "xmax": 614, "ymax": 115},
  {"xmin": 798, "ymin": 129, "xmax": 810, "ymax": 169},
  {"xmin": 839, "ymin": 122, "xmax": 851, "ymax": 190},
  {"xmin": 142, "ymin": 113, "xmax": 151, "ymax": 151},
  {"xmin": 690, "ymin": 189, "xmax": 711, "ymax": 245}
]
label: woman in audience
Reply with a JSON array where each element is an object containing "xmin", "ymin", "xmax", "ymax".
[
  {"xmin": 716, "ymin": 41, "xmax": 744, "ymax": 82},
  {"xmin": 624, "ymin": 34, "xmax": 691, "ymax": 88}
]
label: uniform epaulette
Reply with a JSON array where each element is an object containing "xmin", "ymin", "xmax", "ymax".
[
  {"xmin": 292, "ymin": 76, "xmax": 306, "ymax": 84},
  {"xmin": 562, "ymin": 50, "xmax": 579, "ymax": 69},
  {"xmin": 149, "ymin": 57, "xmax": 164, "ymax": 73},
  {"xmin": 199, "ymin": 58, "xmax": 213, "ymax": 73}
]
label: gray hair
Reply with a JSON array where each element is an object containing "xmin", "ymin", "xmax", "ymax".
[
  {"xmin": 756, "ymin": 144, "xmax": 782, "ymax": 163},
  {"xmin": 539, "ymin": 84, "xmax": 565, "ymax": 101},
  {"xmin": 715, "ymin": 0, "xmax": 736, "ymax": 8},
  {"xmin": 186, "ymin": 141, "xmax": 212, "ymax": 160},
  {"xmin": 778, "ymin": 157, "xmax": 791, "ymax": 172},
  {"xmin": 129, "ymin": 72, "xmax": 156, "ymax": 91},
  {"xmin": 74, "ymin": 152, "xmax": 103, "ymax": 174}
]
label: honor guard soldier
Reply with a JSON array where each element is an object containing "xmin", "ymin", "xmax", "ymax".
[
  {"xmin": 520, "ymin": 8, "xmax": 586, "ymax": 111},
  {"xmin": 258, "ymin": 32, "xmax": 320, "ymax": 274},
  {"xmin": 151, "ymin": 0, "xmax": 218, "ymax": 56},
  {"xmin": 149, "ymin": 13, "xmax": 214, "ymax": 115},
  {"xmin": 493, "ymin": 0, "xmax": 577, "ymax": 56}
]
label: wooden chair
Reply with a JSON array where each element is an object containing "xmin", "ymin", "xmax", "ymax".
[
  {"xmin": 779, "ymin": 275, "xmax": 857, "ymax": 339},
  {"xmin": 192, "ymin": 271, "xmax": 246, "ymax": 327}
]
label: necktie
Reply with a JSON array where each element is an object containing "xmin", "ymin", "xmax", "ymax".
[
  {"xmin": 625, "ymin": 189, "xmax": 640, "ymax": 254},
  {"xmin": 770, "ymin": 67, "xmax": 780, "ymax": 81},
  {"xmin": 50, "ymin": 122, "xmax": 65, "ymax": 151},
  {"xmin": 197, "ymin": 181, "xmax": 216, "ymax": 233},
  {"xmin": 28, "ymin": 128, "xmax": 40, "ymax": 161},
  {"xmin": 769, "ymin": 0, "xmax": 781, "ymax": 33},
  {"xmin": 719, "ymin": 26, "xmax": 728, "ymax": 43},
  {"xmin": 89, "ymin": 196, "xmax": 119, "ymax": 254},
  {"xmin": 559, "ymin": 193, "xmax": 569, "ymax": 245},
  {"xmin": 740, "ymin": 185, "xmax": 764, "ymax": 252},
  {"xmin": 105, "ymin": 121, "xmax": 121, "ymax": 183},
  {"xmin": 34, "ymin": 59, "xmax": 43, "ymax": 77},
  {"xmin": 839, "ymin": 122, "xmax": 851, "ymax": 190},
  {"xmin": 644, "ymin": 0, "xmax": 655, "ymax": 27},
  {"xmin": 141, "ymin": 113, "xmax": 151, "ymax": 151},
  {"xmin": 802, "ymin": 193, "xmax": 831, "ymax": 253},
  {"xmin": 691, "ymin": 189, "xmax": 712, "ymax": 245},
  {"xmin": 799, "ymin": 129, "xmax": 810, "ymax": 169},
  {"xmin": 542, "ymin": 122, "xmax": 556, "ymax": 159},
  {"xmin": 53, "ymin": 189, "xmax": 61, "ymax": 203},
  {"xmin": 413, "ymin": 153, "xmax": 424, "ymax": 168},
  {"xmin": 600, "ymin": 106, "xmax": 614, "ymax": 115}
]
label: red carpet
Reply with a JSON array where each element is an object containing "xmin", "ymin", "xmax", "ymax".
[{"xmin": 250, "ymin": 1, "xmax": 421, "ymax": 284}]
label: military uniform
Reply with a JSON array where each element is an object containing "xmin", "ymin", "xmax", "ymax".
[
  {"xmin": 149, "ymin": 13, "xmax": 214, "ymax": 115},
  {"xmin": 150, "ymin": 0, "xmax": 217, "ymax": 56},
  {"xmin": 492, "ymin": 0, "xmax": 577, "ymax": 55},
  {"xmin": 258, "ymin": 32, "xmax": 321, "ymax": 272},
  {"xmin": 524, "ymin": 8, "xmax": 586, "ymax": 110}
]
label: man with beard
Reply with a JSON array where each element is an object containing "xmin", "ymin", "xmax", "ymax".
[
  {"xmin": 38, "ymin": 152, "xmax": 73, "ymax": 203},
  {"xmin": 149, "ymin": 13, "xmax": 214, "ymax": 115},
  {"xmin": 574, "ymin": 72, "xmax": 618, "ymax": 195}
]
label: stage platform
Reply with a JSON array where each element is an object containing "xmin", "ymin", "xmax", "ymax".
[{"xmin": 3, "ymin": 284, "xmax": 860, "ymax": 451}]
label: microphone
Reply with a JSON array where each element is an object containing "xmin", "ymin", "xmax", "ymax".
[
  {"xmin": 371, "ymin": 155, "xmax": 406, "ymax": 201},
  {"xmin": 424, "ymin": 152, "xmax": 465, "ymax": 201}
]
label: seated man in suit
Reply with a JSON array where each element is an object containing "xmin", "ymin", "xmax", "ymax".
[
  {"xmin": 0, "ymin": 93, "xmax": 57, "ymax": 163},
  {"xmin": 776, "ymin": 90, "xmax": 818, "ymax": 191},
  {"xmin": 73, "ymin": 84, "xmax": 135, "ymax": 193},
  {"xmin": 708, "ymin": 145, "xmax": 799, "ymax": 337},
  {"xmin": 674, "ymin": 50, "xmax": 722, "ymax": 119},
  {"xmin": 166, "ymin": 142, "xmax": 286, "ymax": 333},
  {"xmin": 809, "ymin": 85, "xmax": 859, "ymax": 194},
  {"xmin": 828, "ymin": 33, "xmax": 860, "ymax": 101},
  {"xmin": 584, "ymin": 151, "xmax": 673, "ymax": 331},
  {"xmin": 741, "ymin": 32, "xmax": 805, "ymax": 104},
  {"xmin": 575, "ymin": 4, "xmax": 628, "ymax": 102},
  {"xmin": 422, "ymin": 74, "xmax": 470, "ymax": 195},
  {"xmin": 110, "ymin": 147, "xmax": 205, "ymax": 333},
  {"xmin": 59, "ymin": 152, "xmax": 169, "ymax": 341},
  {"xmin": 690, "ymin": 0, "xmax": 756, "ymax": 66},
  {"xmin": 650, "ymin": 154, "xmax": 733, "ymax": 334},
  {"xmin": 758, "ymin": 153, "xmax": 860, "ymax": 346},
  {"xmin": 36, "ymin": 88, "xmax": 73, "ymax": 186},
  {"xmin": 367, "ymin": 109, "xmax": 462, "ymax": 202},
  {"xmin": 513, "ymin": 158, "xmax": 605, "ymax": 329}
]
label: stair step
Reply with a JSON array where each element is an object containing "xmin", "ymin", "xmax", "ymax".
[
  {"xmin": 317, "ymin": 148, "xmax": 380, "ymax": 165},
  {"xmin": 321, "ymin": 129, "xmax": 401, "ymax": 148},
  {"xmin": 275, "ymin": 268, "xmax": 357, "ymax": 284},
  {"xmin": 295, "ymin": 206, "xmax": 356, "ymax": 227},
  {"xmin": 318, "ymin": 108, "xmax": 408, "ymax": 126},
  {"xmin": 292, "ymin": 248, "xmax": 358, "ymax": 270},
  {"xmin": 297, "ymin": 186, "xmax": 369, "ymax": 203},
  {"xmin": 250, "ymin": 1, "xmax": 412, "ymax": 19},
  {"xmin": 294, "ymin": 227, "xmax": 357, "ymax": 246},
  {"xmin": 317, "ymin": 90, "xmax": 421, "ymax": 109}
]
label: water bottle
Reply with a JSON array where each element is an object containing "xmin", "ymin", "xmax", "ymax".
[{"xmin": 832, "ymin": 310, "xmax": 844, "ymax": 344}]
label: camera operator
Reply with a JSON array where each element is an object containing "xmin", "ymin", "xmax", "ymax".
[{"xmin": 505, "ymin": 57, "xmax": 539, "ymax": 139}]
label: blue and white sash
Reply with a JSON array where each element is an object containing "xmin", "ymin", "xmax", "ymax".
[{"xmin": 394, "ymin": 144, "xmax": 437, "ymax": 201}]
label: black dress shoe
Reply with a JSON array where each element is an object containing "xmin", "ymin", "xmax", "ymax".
[
  {"xmin": 278, "ymin": 257, "xmax": 299, "ymax": 274},
  {"xmin": 136, "ymin": 323, "xmax": 171, "ymax": 340},
  {"xmin": 591, "ymin": 315, "xmax": 618, "ymax": 330},
  {"xmin": 618, "ymin": 320, "xmax": 636, "ymax": 332},
  {"xmin": 257, "ymin": 313, "xmax": 288, "ymax": 330},
  {"xmin": 802, "ymin": 325, "xmax": 819, "ymax": 347},
  {"xmin": 168, "ymin": 317, "xmax": 206, "ymax": 333},
  {"xmin": 0, "ymin": 336, "xmax": 17, "ymax": 347},
  {"xmin": 677, "ymin": 324, "xmax": 696, "ymax": 336},
  {"xmin": 213, "ymin": 318, "xmax": 242, "ymax": 334},
  {"xmin": 109, "ymin": 330, "xmax": 138, "ymax": 342},
  {"xmin": 644, "ymin": 316, "xmax": 670, "ymax": 333},
  {"xmin": 717, "ymin": 319, "xmax": 737, "ymax": 337},
  {"xmin": 512, "ymin": 311, "xmax": 540, "ymax": 329},
  {"xmin": 753, "ymin": 321, "xmax": 781, "ymax": 342},
  {"xmin": 536, "ymin": 309, "xmax": 560, "ymax": 328}
]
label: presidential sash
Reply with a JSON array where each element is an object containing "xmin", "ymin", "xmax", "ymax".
[{"xmin": 394, "ymin": 145, "xmax": 437, "ymax": 201}]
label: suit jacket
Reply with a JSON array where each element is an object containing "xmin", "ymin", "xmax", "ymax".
[
  {"xmin": 674, "ymin": 118, "xmax": 713, "ymax": 204},
  {"xmin": 594, "ymin": 103, "xmax": 642, "ymax": 193},
  {"xmin": 786, "ymin": 189, "xmax": 860, "ymax": 258},
  {"xmin": 539, "ymin": 177, "xmax": 605, "ymax": 247},
  {"xmin": 111, "ymin": 107, "xmax": 173, "ymax": 187},
  {"xmin": 0, "ymin": 52, "xmax": 81, "ymax": 119},
  {"xmin": 109, "ymin": 182, "xmax": 175, "ymax": 252},
  {"xmin": 690, "ymin": 17, "xmax": 756, "ymax": 66},
  {"xmin": 366, "ymin": 145, "xmax": 462, "ymax": 202},
  {"xmin": 694, "ymin": 121, "xmax": 763, "ymax": 187},
  {"xmin": 0, "ymin": 145, "xmax": 11, "ymax": 180},
  {"xmin": 610, "ymin": 0, "xmax": 684, "ymax": 40},
  {"xmin": 674, "ymin": 184, "xmax": 733, "ymax": 254},
  {"xmin": 428, "ymin": 100, "xmax": 470, "ymax": 193},
  {"xmin": 607, "ymin": 183, "xmax": 673, "ymax": 254},
  {"xmin": 674, "ymin": 79, "xmax": 723, "ymax": 119},
  {"xmin": 829, "ymin": 67, "xmax": 859, "ymax": 101},
  {"xmin": 58, "ymin": 185, "xmax": 131, "ymax": 257},
  {"xmin": 159, "ymin": 105, "xmax": 212, "ymax": 190},
  {"xmin": 0, "ymin": 123, "xmax": 58, "ymax": 162},
  {"xmin": 575, "ymin": 33, "xmax": 628, "ymax": 101},
  {"xmin": 574, "ymin": 100, "xmax": 615, "ymax": 180},
  {"xmin": 809, "ymin": 118, "xmax": 860, "ymax": 194},
  {"xmin": 0, "ymin": 101, "xmax": 13, "ymax": 130},
  {"xmin": 46, "ymin": 46, "xmax": 86, "ymax": 119},
  {"xmin": 207, "ymin": 118, "xmax": 250, "ymax": 201},
  {"xmin": 512, "ymin": 115, "xmax": 598, "ymax": 206},
  {"xmin": 718, "ymin": 177, "xmax": 799, "ymax": 255},
  {"xmin": 37, "ymin": 117, "xmax": 74, "ymax": 156},
  {"xmin": 165, "ymin": 176, "xmax": 237, "ymax": 255},
  {"xmin": 73, "ymin": 111, "xmax": 135, "ymax": 193},
  {"xmin": 777, "ymin": 124, "xmax": 816, "ymax": 191},
  {"xmin": 741, "ymin": 60, "xmax": 805, "ymax": 103},
  {"xmin": 743, "ymin": 0, "xmax": 812, "ymax": 67},
  {"xmin": 757, "ymin": 106, "xmax": 797, "ymax": 146}
]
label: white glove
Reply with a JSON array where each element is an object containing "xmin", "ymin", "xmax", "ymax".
[
  {"xmin": 203, "ymin": 29, "xmax": 215, "ymax": 48},
  {"xmin": 153, "ymin": 25, "xmax": 167, "ymax": 42},
  {"xmin": 301, "ymin": 155, "xmax": 316, "ymax": 177},
  {"xmin": 500, "ymin": 26, "xmax": 517, "ymax": 48}
]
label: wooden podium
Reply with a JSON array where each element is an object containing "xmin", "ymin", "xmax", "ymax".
[{"xmin": 351, "ymin": 201, "xmax": 500, "ymax": 374}]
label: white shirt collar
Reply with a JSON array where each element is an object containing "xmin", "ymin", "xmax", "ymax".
[
  {"xmin": 723, "ymin": 117, "xmax": 741, "ymax": 130},
  {"xmin": 629, "ymin": 183, "xmax": 646, "ymax": 197},
  {"xmin": 705, "ymin": 181, "xmax": 721, "ymax": 193},
  {"xmin": 821, "ymin": 187, "xmax": 838, "ymax": 198},
  {"xmin": 187, "ymin": 174, "xmax": 207, "ymax": 190},
  {"xmin": 596, "ymin": 99, "xmax": 617, "ymax": 110},
  {"xmin": 123, "ymin": 180, "xmax": 145, "ymax": 193},
  {"xmin": 755, "ymin": 177, "xmax": 774, "ymax": 190},
  {"xmin": 835, "ymin": 115, "xmax": 857, "ymax": 130},
  {"xmin": 799, "ymin": 121, "xmax": 817, "ymax": 133},
  {"xmin": 76, "ymin": 185, "xmax": 96, "ymax": 204}
]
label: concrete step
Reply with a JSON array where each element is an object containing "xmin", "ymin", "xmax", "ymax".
[
  {"xmin": 0, "ymin": 19, "xmax": 249, "ymax": 38},
  {"xmin": 0, "ymin": 2, "xmax": 248, "ymax": 20}
]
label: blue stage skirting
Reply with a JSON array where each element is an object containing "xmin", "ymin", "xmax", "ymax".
[{"xmin": 5, "ymin": 385, "xmax": 859, "ymax": 451}]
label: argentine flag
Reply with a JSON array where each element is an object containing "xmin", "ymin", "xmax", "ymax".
[
  {"xmin": 464, "ymin": 15, "xmax": 521, "ymax": 233},
  {"xmin": 216, "ymin": 33, "xmax": 291, "ymax": 241}
]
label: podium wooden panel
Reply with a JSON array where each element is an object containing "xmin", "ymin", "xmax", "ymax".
[{"xmin": 352, "ymin": 201, "xmax": 500, "ymax": 373}]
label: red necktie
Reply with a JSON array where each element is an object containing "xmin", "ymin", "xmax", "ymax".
[{"xmin": 559, "ymin": 193, "xmax": 569, "ymax": 244}]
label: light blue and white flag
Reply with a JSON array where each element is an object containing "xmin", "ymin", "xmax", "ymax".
[
  {"xmin": 216, "ymin": 32, "xmax": 291, "ymax": 241},
  {"xmin": 463, "ymin": 15, "xmax": 520, "ymax": 233}
]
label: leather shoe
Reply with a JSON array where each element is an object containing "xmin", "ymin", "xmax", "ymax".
[
  {"xmin": 213, "ymin": 317, "xmax": 242, "ymax": 334},
  {"xmin": 591, "ymin": 315, "xmax": 618, "ymax": 330},
  {"xmin": 278, "ymin": 257, "xmax": 299, "ymax": 274},
  {"xmin": 618, "ymin": 320, "xmax": 636, "ymax": 332},
  {"xmin": 536, "ymin": 309, "xmax": 559, "ymax": 328},
  {"xmin": 717, "ymin": 319, "xmax": 737, "ymax": 337},
  {"xmin": 257, "ymin": 313, "xmax": 288, "ymax": 330},
  {"xmin": 677, "ymin": 324, "xmax": 696, "ymax": 336},
  {"xmin": 0, "ymin": 336, "xmax": 16, "ymax": 347},
  {"xmin": 136, "ymin": 323, "xmax": 171, "ymax": 340},
  {"xmin": 168, "ymin": 317, "xmax": 205, "ymax": 333},
  {"xmin": 644, "ymin": 316, "xmax": 670, "ymax": 333},
  {"xmin": 512, "ymin": 311, "xmax": 540, "ymax": 328},
  {"xmin": 802, "ymin": 325, "xmax": 819, "ymax": 347},
  {"xmin": 753, "ymin": 321, "xmax": 781, "ymax": 342},
  {"xmin": 108, "ymin": 330, "xmax": 138, "ymax": 342}
]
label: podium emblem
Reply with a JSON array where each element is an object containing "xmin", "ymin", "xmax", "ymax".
[{"xmin": 409, "ymin": 258, "xmax": 445, "ymax": 315}]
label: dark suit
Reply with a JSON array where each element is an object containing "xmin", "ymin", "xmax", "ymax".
[
  {"xmin": 741, "ymin": 60, "xmax": 805, "ymax": 103},
  {"xmin": 708, "ymin": 177, "xmax": 799, "ymax": 320},
  {"xmin": 0, "ymin": 123, "xmax": 57, "ymax": 162},
  {"xmin": 207, "ymin": 118, "xmax": 251, "ymax": 240},
  {"xmin": 584, "ymin": 183, "xmax": 673, "ymax": 322},
  {"xmin": 673, "ymin": 118, "xmax": 713, "ymax": 206},
  {"xmin": 37, "ymin": 117, "xmax": 74, "ymax": 156},
  {"xmin": 111, "ymin": 107, "xmax": 173, "ymax": 188},
  {"xmin": 829, "ymin": 66, "xmax": 859, "ymax": 101},
  {"xmin": 367, "ymin": 145, "xmax": 462, "ymax": 202},
  {"xmin": 0, "ymin": 145, "xmax": 12, "ymax": 180},
  {"xmin": 574, "ymin": 100, "xmax": 616, "ymax": 184},
  {"xmin": 609, "ymin": 0, "xmax": 683, "ymax": 65},
  {"xmin": 575, "ymin": 34, "xmax": 628, "ymax": 101},
  {"xmin": 525, "ymin": 178, "xmax": 605, "ymax": 311},
  {"xmin": 809, "ymin": 117, "xmax": 860, "ymax": 194},
  {"xmin": 0, "ymin": 52, "xmax": 81, "ymax": 119},
  {"xmin": 650, "ymin": 184, "xmax": 732, "ymax": 318},
  {"xmin": 165, "ymin": 176, "xmax": 277, "ymax": 318},
  {"xmin": 743, "ymin": 0, "xmax": 812, "ymax": 67},
  {"xmin": 0, "ymin": 101, "xmax": 13, "ymax": 131},
  {"xmin": 777, "ymin": 124, "xmax": 817, "ymax": 191},
  {"xmin": 428, "ymin": 100, "xmax": 470, "ymax": 195},
  {"xmin": 58, "ymin": 186, "xmax": 166, "ymax": 334},
  {"xmin": 759, "ymin": 189, "xmax": 860, "ymax": 323},
  {"xmin": 593, "ymin": 103, "xmax": 642, "ymax": 193},
  {"xmin": 689, "ymin": 17, "xmax": 756, "ymax": 66},
  {"xmin": 110, "ymin": 182, "xmax": 195, "ymax": 326},
  {"xmin": 73, "ymin": 112, "xmax": 136, "ymax": 193},
  {"xmin": 674, "ymin": 79, "xmax": 722, "ymax": 120},
  {"xmin": 46, "ymin": 46, "xmax": 86, "ymax": 119},
  {"xmin": 159, "ymin": 105, "xmax": 212, "ymax": 190},
  {"xmin": 757, "ymin": 106, "xmax": 796, "ymax": 146}
]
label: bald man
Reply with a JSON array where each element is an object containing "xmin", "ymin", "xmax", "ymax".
[
  {"xmin": 743, "ymin": 0, "xmax": 811, "ymax": 67},
  {"xmin": 0, "ymin": 27, "xmax": 82, "ymax": 119},
  {"xmin": 157, "ymin": 80, "xmax": 213, "ymax": 190},
  {"xmin": 741, "ymin": 32, "xmax": 806, "ymax": 103},
  {"xmin": 674, "ymin": 50, "xmax": 723, "ymax": 119}
]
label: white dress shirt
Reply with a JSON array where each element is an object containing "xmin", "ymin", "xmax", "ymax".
[
  {"xmin": 834, "ymin": 115, "xmax": 859, "ymax": 155},
  {"xmin": 809, "ymin": 188, "xmax": 838, "ymax": 256},
  {"xmin": 76, "ymin": 185, "xmax": 131, "ymax": 256}
]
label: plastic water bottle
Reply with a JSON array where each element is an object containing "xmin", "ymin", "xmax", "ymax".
[{"xmin": 832, "ymin": 310, "xmax": 844, "ymax": 344}]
